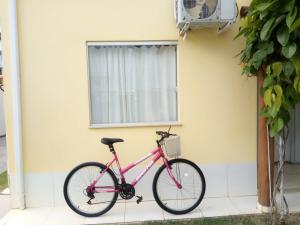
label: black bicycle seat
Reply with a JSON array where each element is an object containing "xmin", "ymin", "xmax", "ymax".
[{"xmin": 101, "ymin": 138, "xmax": 124, "ymax": 146}]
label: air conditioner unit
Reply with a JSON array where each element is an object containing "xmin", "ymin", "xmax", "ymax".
[{"xmin": 175, "ymin": 0, "xmax": 237, "ymax": 33}]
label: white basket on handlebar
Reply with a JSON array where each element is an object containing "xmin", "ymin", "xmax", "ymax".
[{"xmin": 162, "ymin": 136, "xmax": 181, "ymax": 158}]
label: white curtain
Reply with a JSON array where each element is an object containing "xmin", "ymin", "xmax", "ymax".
[
  {"xmin": 275, "ymin": 104, "xmax": 300, "ymax": 163},
  {"xmin": 88, "ymin": 45, "xmax": 177, "ymax": 125}
]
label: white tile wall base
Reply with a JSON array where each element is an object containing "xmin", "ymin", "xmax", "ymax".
[
  {"xmin": 7, "ymin": 174, "xmax": 21, "ymax": 209},
  {"xmin": 9, "ymin": 162, "xmax": 257, "ymax": 208}
]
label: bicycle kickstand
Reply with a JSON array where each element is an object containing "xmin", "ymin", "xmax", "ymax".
[{"xmin": 135, "ymin": 195, "xmax": 143, "ymax": 204}]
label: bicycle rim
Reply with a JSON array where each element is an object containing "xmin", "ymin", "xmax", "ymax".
[{"xmin": 64, "ymin": 162, "xmax": 118, "ymax": 217}]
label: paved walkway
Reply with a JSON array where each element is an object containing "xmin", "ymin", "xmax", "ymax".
[
  {"xmin": 0, "ymin": 194, "xmax": 10, "ymax": 219},
  {"xmin": 0, "ymin": 196, "xmax": 260, "ymax": 225},
  {"xmin": 1, "ymin": 193, "xmax": 300, "ymax": 225},
  {"xmin": 0, "ymin": 137, "xmax": 7, "ymax": 174}
]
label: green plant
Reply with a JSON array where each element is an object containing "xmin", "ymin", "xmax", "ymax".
[
  {"xmin": 236, "ymin": 0, "xmax": 300, "ymax": 137},
  {"xmin": 0, "ymin": 171, "xmax": 8, "ymax": 191}
]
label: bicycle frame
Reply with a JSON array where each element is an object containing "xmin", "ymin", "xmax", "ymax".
[{"xmin": 89, "ymin": 146, "xmax": 182, "ymax": 193}]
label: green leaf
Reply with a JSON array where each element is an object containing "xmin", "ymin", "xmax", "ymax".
[
  {"xmin": 259, "ymin": 107, "xmax": 270, "ymax": 118},
  {"xmin": 274, "ymin": 117, "xmax": 284, "ymax": 134},
  {"xmin": 274, "ymin": 95, "xmax": 282, "ymax": 112},
  {"xmin": 261, "ymin": 18, "xmax": 275, "ymax": 41},
  {"xmin": 273, "ymin": 15, "xmax": 286, "ymax": 29},
  {"xmin": 257, "ymin": 42, "xmax": 274, "ymax": 54},
  {"xmin": 294, "ymin": 76, "xmax": 300, "ymax": 91},
  {"xmin": 290, "ymin": 18, "xmax": 300, "ymax": 32},
  {"xmin": 276, "ymin": 25, "xmax": 290, "ymax": 46},
  {"xmin": 263, "ymin": 76, "xmax": 273, "ymax": 88},
  {"xmin": 274, "ymin": 85, "xmax": 283, "ymax": 98},
  {"xmin": 260, "ymin": 11, "xmax": 269, "ymax": 20},
  {"xmin": 281, "ymin": 110, "xmax": 291, "ymax": 124},
  {"xmin": 277, "ymin": 117, "xmax": 284, "ymax": 132},
  {"xmin": 244, "ymin": 43, "xmax": 253, "ymax": 59},
  {"xmin": 240, "ymin": 17, "xmax": 249, "ymax": 29},
  {"xmin": 282, "ymin": 43, "xmax": 297, "ymax": 58},
  {"xmin": 251, "ymin": 49, "xmax": 267, "ymax": 69},
  {"xmin": 292, "ymin": 55, "xmax": 300, "ymax": 75},
  {"xmin": 286, "ymin": 6, "xmax": 297, "ymax": 28},
  {"xmin": 234, "ymin": 27, "xmax": 248, "ymax": 40},
  {"xmin": 270, "ymin": 128, "xmax": 277, "ymax": 137},
  {"xmin": 280, "ymin": 0, "xmax": 295, "ymax": 13},
  {"xmin": 266, "ymin": 65, "xmax": 271, "ymax": 75},
  {"xmin": 269, "ymin": 105, "xmax": 277, "ymax": 118},
  {"xmin": 256, "ymin": 2, "xmax": 276, "ymax": 11},
  {"xmin": 283, "ymin": 61, "xmax": 294, "ymax": 77},
  {"xmin": 246, "ymin": 30, "xmax": 257, "ymax": 44},
  {"xmin": 242, "ymin": 65, "xmax": 251, "ymax": 75},
  {"xmin": 264, "ymin": 88, "xmax": 272, "ymax": 107},
  {"xmin": 272, "ymin": 62, "xmax": 283, "ymax": 76}
]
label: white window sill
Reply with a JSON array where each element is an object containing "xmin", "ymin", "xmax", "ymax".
[{"xmin": 89, "ymin": 122, "xmax": 182, "ymax": 129}]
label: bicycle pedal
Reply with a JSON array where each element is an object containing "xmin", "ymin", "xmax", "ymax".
[{"xmin": 135, "ymin": 196, "xmax": 143, "ymax": 204}]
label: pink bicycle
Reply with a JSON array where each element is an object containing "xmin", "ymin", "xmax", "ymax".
[{"xmin": 63, "ymin": 129, "xmax": 206, "ymax": 217}]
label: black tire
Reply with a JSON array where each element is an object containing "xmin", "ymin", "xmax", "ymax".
[
  {"xmin": 63, "ymin": 162, "xmax": 118, "ymax": 217},
  {"xmin": 152, "ymin": 158, "xmax": 206, "ymax": 215}
]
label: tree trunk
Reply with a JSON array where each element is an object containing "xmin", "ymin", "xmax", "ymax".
[{"xmin": 257, "ymin": 68, "xmax": 275, "ymax": 208}]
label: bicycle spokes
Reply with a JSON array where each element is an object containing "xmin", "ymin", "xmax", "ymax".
[{"xmin": 153, "ymin": 159, "xmax": 206, "ymax": 214}]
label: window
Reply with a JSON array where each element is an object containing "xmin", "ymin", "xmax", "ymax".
[{"xmin": 87, "ymin": 42, "xmax": 178, "ymax": 126}]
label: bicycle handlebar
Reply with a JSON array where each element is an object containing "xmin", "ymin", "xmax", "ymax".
[
  {"xmin": 156, "ymin": 130, "xmax": 177, "ymax": 146},
  {"xmin": 156, "ymin": 131, "xmax": 176, "ymax": 136}
]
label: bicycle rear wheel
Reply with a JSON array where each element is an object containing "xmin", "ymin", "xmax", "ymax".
[
  {"xmin": 153, "ymin": 158, "xmax": 206, "ymax": 214},
  {"xmin": 63, "ymin": 162, "xmax": 118, "ymax": 217}
]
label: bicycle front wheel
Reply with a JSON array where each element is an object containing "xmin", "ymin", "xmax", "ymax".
[
  {"xmin": 153, "ymin": 158, "xmax": 206, "ymax": 215},
  {"xmin": 63, "ymin": 162, "xmax": 118, "ymax": 217}
]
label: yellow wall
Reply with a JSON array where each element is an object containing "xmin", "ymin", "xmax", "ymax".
[
  {"xmin": 0, "ymin": 0, "xmax": 16, "ymax": 173},
  {"xmin": 2, "ymin": 0, "xmax": 255, "ymax": 173}
]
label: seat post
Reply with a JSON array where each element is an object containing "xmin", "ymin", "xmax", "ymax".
[{"xmin": 108, "ymin": 144, "xmax": 115, "ymax": 153}]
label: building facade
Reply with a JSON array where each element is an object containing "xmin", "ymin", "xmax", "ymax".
[{"xmin": 0, "ymin": 0, "xmax": 255, "ymax": 208}]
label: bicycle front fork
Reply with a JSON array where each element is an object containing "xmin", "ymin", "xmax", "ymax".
[{"xmin": 163, "ymin": 158, "xmax": 182, "ymax": 189}]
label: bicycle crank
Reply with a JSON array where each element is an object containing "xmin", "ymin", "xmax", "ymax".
[{"xmin": 119, "ymin": 183, "xmax": 135, "ymax": 200}]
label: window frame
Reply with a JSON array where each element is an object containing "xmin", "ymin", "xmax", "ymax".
[{"xmin": 86, "ymin": 41, "xmax": 180, "ymax": 128}]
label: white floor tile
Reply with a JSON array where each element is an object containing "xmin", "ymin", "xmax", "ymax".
[
  {"xmin": 83, "ymin": 202, "xmax": 125, "ymax": 224},
  {"xmin": 44, "ymin": 206, "xmax": 85, "ymax": 225},
  {"xmin": 124, "ymin": 201, "xmax": 163, "ymax": 222},
  {"xmin": 200, "ymin": 197, "xmax": 240, "ymax": 217},
  {"xmin": 4, "ymin": 195, "xmax": 300, "ymax": 224},
  {"xmin": 163, "ymin": 208, "xmax": 203, "ymax": 220},
  {"xmin": 1, "ymin": 188, "xmax": 10, "ymax": 194},
  {"xmin": 0, "ymin": 194, "xmax": 10, "ymax": 218},
  {"xmin": 0, "ymin": 207, "xmax": 52, "ymax": 225},
  {"xmin": 229, "ymin": 196, "xmax": 260, "ymax": 214},
  {"xmin": 0, "ymin": 210, "xmax": 18, "ymax": 225}
]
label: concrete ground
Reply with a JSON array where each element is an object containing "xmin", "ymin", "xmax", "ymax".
[{"xmin": 0, "ymin": 136, "xmax": 7, "ymax": 174}]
